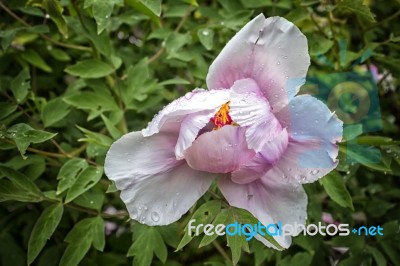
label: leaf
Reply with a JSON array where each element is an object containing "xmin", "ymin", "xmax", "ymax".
[
  {"xmin": 320, "ymin": 171, "xmax": 354, "ymax": 210},
  {"xmin": 57, "ymin": 158, "xmax": 88, "ymax": 195},
  {"xmin": 336, "ymin": 0, "xmax": 376, "ymax": 23},
  {"xmin": 226, "ymin": 208, "xmax": 250, "ymax": 265},
  {"xmin": 21, "ymin": 49, "xmax": 52, "ymax": 72},
  {"xmin": 101, "ymin": 114, "xmax": 122, "ymax": 139},
  {"xmin": 43, "ymin": 0, "xmax": 68, "ymax": 38},
  {"xmin": 0, "ymin": 165, "xmax": 43, "ymax": 202},
  {"xmin": 0, "ymin": 102, "xmax": 17, "ymax": 120},
  {"xmin": 65, "ymin": 166, "xmax": 103, "ymax": 203},
  {"xmin": 176, "ymin": 200, "xmax": 222, "ymax": 250},
  {"xmin": 0, "ymin": 29, "xmax": 17, "ymax": 50},
  {"xmin": 7, "ymin": 123, "xmax": 57, "ymax": 158},
  {"xmin": 27, "ymin": 203, "xmax": 64, "ymax": 265},
  {"xmin": 125, "ymin": 0, "xmax": 161, "ymax": 24},
  {"xmin": 128, "ymin": 224, "xmax": 168, "ymax": 266},
  {"xmin": 11, "ymin": 68, "xmax": 30, "ymax": 103},
  {"xmin": 85, "ymin": 0, "xmax": 123, "ymax": 34},
  {"xmin": 63, "ymin": 91, "xmax": 119, "ymax": 113},
  {"xmin": 64, "ymin": 59, "xmax": 115, "ymax": 78},
  {"xmin": 60, "ymin": 216, "xmax": 105, "ymax": 266},
  {"xmin": 197, "ymin": 28, "xmax": 214, "ymax": 50},
  {"xmin": 42, "ymin": 98, "xmax": 71, "ymax": 127},
  {"xmin": 48, "ymin": 48, "xmax": 71, "ymax": 61},
  {"xmin": 76, "ymin": 126, "xmax": 114, "ymax": 147},
  {"xmin": 199, "ymin": 209, "xmax": 229, "ymax": 247}
]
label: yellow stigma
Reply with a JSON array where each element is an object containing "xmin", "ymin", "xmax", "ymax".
[{"xmin": 211, "ymin": 101, "xmax": 237, "ymax": 130}]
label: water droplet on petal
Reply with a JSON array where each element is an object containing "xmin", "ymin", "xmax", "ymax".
[
  {"xmin": 277, "ymin": 61, "xmax": 281, "ymax": 65},
  {"xmin": 151, "ymin": 212, "xmax": 160, "ymax": 222},
  {"xmin": 131, "ymin": 208, "xmax": 138, "ymax": 219},
  {"xmin": 311, "ymin": 169, "xmax": 319, "ymax": 175}
]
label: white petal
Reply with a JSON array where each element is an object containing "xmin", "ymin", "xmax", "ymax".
[
  {"xmin": 207, "ymin": 14, "xmax": 310, "ymax": 113},
  {"xmin": 142, "ymin": 89, "xmax": 230, "ymax": 137}
]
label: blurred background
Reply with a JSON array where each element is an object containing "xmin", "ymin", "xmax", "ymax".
[{"xmin": 0, "ymin": 0, "xmax": 399, "ymax": 265}]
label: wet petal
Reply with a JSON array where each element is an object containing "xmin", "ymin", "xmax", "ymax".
[
  {"xmin": 207, "ymin": 15, "xmax": 310, "ymax": 113},
  {"xmin": 142, "ymin": 89, "xmax": 230, "ymax": 137},
  {"xmin": 218, "ymin": 173, "xmax": 307, "ymax": 249},
  {"xmin": 105, "ymin": 131, "xmax": 214, "ymax": 225},
  {"xmin": 231, "ymin": 129, "xmax": 289, "ymax": 184},
  {"xmin": 184, "ymin": 126, "xmax": 255, "ymax": 173},
  {"xmin": 229, "ymin": 79, "xmax": 283, "ymax": 152}
]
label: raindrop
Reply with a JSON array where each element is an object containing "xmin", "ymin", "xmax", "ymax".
[
  {"xmin": 117, "ymin": 31, "xmax": 124, "ymax": 39},
  {"xmin": 387, "ymin": 149, "xmax": 392, "ymax": 153},
  {"xmin": 300, "ymin": 175, "xmax": 307, "ymax": 181},
  {"xmin": 311, "ymin": 169, "xmax": 319, "ymax": 175},
  {"xmin": 277, "ymin": 61, "xmax": 281, "ymax": 65},
  {"xmin": 131, "ymin": 208, "xmax": 138, "ymax": 219},
  {"xmin": 90, "ymin": 201, "xmax": 94, "ymax": 204},
  {"xmin": 138, "ymin": 206, "xmax": 142, "ymax": 210},
  {"xmin": 105, "ymin": 15, "xmax": 109, "ymax": 19},
  {"xmin": 202, "ymin": 30, "xmax": 209, "ymax": 36},
  {"xmin": 151, "ymin": 212, "xmax": 160, "ymax": 222},
  {"xmin": 140, "ymin": 216, "xmax": 145, "ymax": 222},
  {"xmin": 144, "ymin": 205, "xmax": 148, "ymax": 210},
  {"xmin": 346, "ymin": 171, "xmax": 350, "ymax": 175},
  {"xmin": 283, "ymin": 55, "xmax": 288, "ymax": 59},
  {"xmin": 285, "ymin": 76, "xmax": 289, "ymax": 79},
  {"xmin": 45, "ymin": 14, "xmax": 50, "ymax": 19},
  {"xmin": 315, "ymin": 119, "xmax": 319, "ymax": 123}
]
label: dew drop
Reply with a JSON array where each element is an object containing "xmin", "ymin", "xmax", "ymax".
[
  {"xmin": 144, "ymin": 205, "xmax": 148, "ymax": 210},
  {"xmin": 151, "ymin": 211, "xmax": 160, "ymax": 222},
  {"xmin": 202, "ymin": 30, "xmax": 209, "ymax": 36},
  {"xmin": 138, "ymin": 206, "xmax": 142, "ymax": 210},
  {"xmin": 311, "ymin": 169, "xmax": 319, "ymax": 175},
  {"xmin": 277, "ymin": 61, "xmax": 281, "ymax": 65},
  {"xmin": 346, "ymin": 171, "xmax": 350, "ymax": 175},
  {"xmin": 131, "ymin": 208, "xmax": 138, "ymax": 219},
  {"xmin": 90, "ymin": 201, "xmax": 94, "ymax": 204},
  {"xmin": 283, "ymin": 55, "xmax": 288, "ymax": 59}
]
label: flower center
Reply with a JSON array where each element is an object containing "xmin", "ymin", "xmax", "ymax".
[{"xmin": 211, "ymin": 101, "xmax": 237, "ymax": 130}]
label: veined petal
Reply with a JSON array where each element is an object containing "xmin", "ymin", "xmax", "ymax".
[
  {"xmin": 218, "ymin": 174, "xmax": 307, "ymax": 249},
  {"xmin": 175, "ymin": 110, "xmax": 216, "ymax": 159},
  {"xmin": 105, "ymin": 131, "xmax": 214, "ymax": 225},
  {"xmin": 207, "ymin": 14, "xmax": 310, "ymax": 113},
  {"xmin": 142, "ymin": 89, "xmax": 230, "ymax": 137},
  {"xmin": 229, "ymin": 79, "xmax": 283, "ymax": 152},
  {"xmin": 231, "ymin": 128, "xmax": 289, "ymax": 184},
  {"xmin": 184, "ymin": 126, "xmax": 255, "ymax": 173}
]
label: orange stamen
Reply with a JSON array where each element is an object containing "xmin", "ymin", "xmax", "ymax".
[{"xmin": 211, "ymin": 101, "xmax": 237, "ymax": 130}]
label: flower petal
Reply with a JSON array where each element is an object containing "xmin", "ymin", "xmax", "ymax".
[
  {"xmin": 175, "ymin": 110, "xmax": 216, "ymax": 159},
  {"xmin": 105, "ymin": 131, "xmax": 214, "ymax": 225},
  {"xmin": 218, "ymin": 173, "xmax": 307, "ymax": 249},
  {"xmin": 276, "ymin": 95, "xmax": 343, "ymax": 159},
  {"xmin": 269, "ymin": 95, "xmax": 342, "ymax": 184},
  {"xmin": 207, "ymin": 14, "xmax": 310, "ymax": 113},
  {"xmin": 142, "ymin": 89, "xmax": 230, "ymax": 137},
  {"xmin": 119, "ymin": 162, "xmax": 214, "ymax": 226},
  {"xmin": 229, "ymin": 79, "xmax": 283, "ymax": 152},
  {"xmin": 184, "ymin": 126, "xmax": 255, "ymax": 173},
  {"xmin": 231, "ymin": 128, "xmax": 289, "ymax": 184},
  {"xmin": 105, "ymin": 131, "xmax": 179, "ymax": 185}
]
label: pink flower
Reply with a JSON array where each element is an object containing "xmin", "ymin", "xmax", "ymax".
[{"xmin": 105, "ymin": 14, "xmax": 343, "ymax": 249}]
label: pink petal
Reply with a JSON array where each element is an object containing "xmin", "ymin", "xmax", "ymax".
[
  {"xmin": 184, "ymin": 126, "xmax": 255, "ymax": 173},
  {"xmin": 207, "ymin": 14, "xmax": 310, "ymax": 113},
  {"xmin": 229, "ymin": 79, "xmax": 283, "ymax": 152},
  {"xmin": 142, "ymin": 89, "xmax": 230, "ymax": 137},
  {"xmin": 231, "ymin": 128, "xmax": 289, "ymax": 184},
  {"xmin": 105, "ymin": 131, "xmax": 214, "ymax": 225},
  {"xmin": 218, "ymin": 173, "xmax": 307, "ymax": 249}
]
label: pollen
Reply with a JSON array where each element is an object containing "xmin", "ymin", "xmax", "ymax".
[{"xmin": 211, "ymin": 101, "xmax": 237, "ymax": 130}]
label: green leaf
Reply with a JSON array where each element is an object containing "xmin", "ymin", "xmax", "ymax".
[
  {"xmin": 60, "ymin": 216, "xmax": 105, "ymax": 266},
  {"xmin": 11, "ymin": 69, "xmax": 30, "ymax": 103},
  {"xmin": 0, "ymin": 29, "xmax": 17, "ymax": 50},
  {"xmin": 21, "ymin": 50, "xmax": 52, "ymax": 72},
  {"xmin": 320, "ymin": 171, "xmax": 354, "ymax": 210},
  {"xmin": 64, "ymin": 59, "xmax": 115, "ymax": 78},
  {"xmin": 197, "ymin": 28, "xmax": 214, "ymax": 50},
  {"xmin": 85, "ymin": 0, "xmax": 123, "ymax": 34},
  {"xmin": 125, "ymin": 0, "xmax": 161, "ymax": 24},
  {"xmin": 64, "ymin": 91, "xmax": 119, "ymax": 114},
  {"xmin": 226, "ymin": 208, "xmax": 250, "ymax": 265},
  {"xmin": 0, "ymin": 102, "xmax": 17, "ymax": 120},
  {"xmin": 128, "ymin": 224, "xmax": 168, "ymax": 266},
  {"xmin": 336, "ymin": 0, "xmax": 376, "ymax": 23},
  {"xmin": 73, "ymin": 188, "xmax": 105, "ymax": 211},
  {"xmin": 42, "ymin": 98, "xmax": 71, "ymax": 127},
  {"xmin": 65, "ymin": 166, "xmax": 103, "ymax": 203},
  {"xmin": 7, "ymin": 123, "xmax": 57, "ymax": 158},
  {"xmin": 27, "ymin": 203, "xmax": 64, "ymax": 265},
  {"xmin": 57, "ymin": 158, "xmax": 88, "ymax": 195},
  {"xmin": 48, "ymin": 48, "xmax": 71, "ymax": 61},
  {"xmin": 101, "ymin": 114, "xmax": 122, "ymax": 139},
  {"xmin": 176, "ymin": 200, "xmax": 222, "ymax": 250},
  {"xmin": 199, "ymin": 209, "xmax": 229, "ymax": 247},
  {"xmin": 76, "ymin": 126, "xmax": 114, "ymax": 147},
  {"xmin": 43, "ymin": 0, "xmax": 68, "ymax": 38},
  {"xmin": 0, "ymin": 165, "xmax": 43, "ymax": 202}
]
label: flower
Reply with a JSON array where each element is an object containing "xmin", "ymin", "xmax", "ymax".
[{"xmin": 105, "ymin": 14, "xmax": 343, "ymax": 249}]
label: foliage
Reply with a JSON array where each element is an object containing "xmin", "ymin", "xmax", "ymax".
[{"xmin": 0, "ymin": 0, "xmax": 399, "ymax": 265}]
